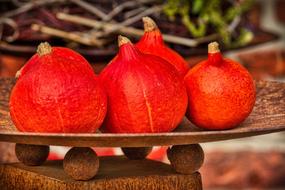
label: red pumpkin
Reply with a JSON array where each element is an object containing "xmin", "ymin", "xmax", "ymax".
[
  {"xmin": 136, "ymin": 17, "xmax": 189, "ymax": 77},
  {"xmin": 184, "ymin": 42, "xmax": 256, "ymax": 130},
  {"xmin": 100, "ymin": 36, "xmax": 188, "ymax": 133},
  {"xmin": 10, "ymin": 42, "xmax": 107, "ymax": 133}
]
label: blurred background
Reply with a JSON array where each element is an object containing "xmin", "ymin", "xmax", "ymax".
[{"xmin": 0, "ymin": 0, "xmax": 284, "ymax": 189}]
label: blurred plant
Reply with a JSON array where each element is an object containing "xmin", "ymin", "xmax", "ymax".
[{"xmin": 163, "ymin": 0, "xmax": 255, "ymax": 47}]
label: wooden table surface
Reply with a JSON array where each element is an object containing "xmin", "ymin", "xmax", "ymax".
[
  {"xmin": 0, "ymin": 156, "xmax": 202, "ymax": 190},
  {"xmin": 0, "ymin": 78, "xmax": 284, "ymax": 147}
]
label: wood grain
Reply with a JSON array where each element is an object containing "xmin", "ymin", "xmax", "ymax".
[
  {"xmin": 0, "ymin": 156, "xmax": 202, "ymax": 190},
  {"xmin": 0, "ymin": 78, "xmax": 284, "ymax": 147}
]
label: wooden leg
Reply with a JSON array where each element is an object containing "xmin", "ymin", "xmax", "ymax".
[
  {"xmin": 121, "ymin": 147, "xmax": 152, "ymax": 160},
  {"xmin": 15, "ymin": 143, "xmax": 49, "ymax": 166},
  {"xmin": 63, "ymin": 147, "xmax": 99, "ymax": 181},
  {"xmin": 167, "ymin": 144, "xmax": 204, "ymax": 174}
]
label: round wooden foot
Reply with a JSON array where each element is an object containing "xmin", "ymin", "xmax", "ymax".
[
  {"xmin": 15, "ymin": 143, "xmax": 49, "ymax": 166},
  {"xmin": 63, "ymin": 147, "xmax": 99, "ymax": 181},
  {"xmin": 167, "ymin": 144, "xmax": 204, "ymax": 174},
  {"xmin": 121, "ymin": 147, "xmax": 152, "ymax": 160}
]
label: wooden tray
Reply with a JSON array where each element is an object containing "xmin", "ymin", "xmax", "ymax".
[{"xmin": 0, "ymin": 78, "xmax": 284, "ymax": 147}]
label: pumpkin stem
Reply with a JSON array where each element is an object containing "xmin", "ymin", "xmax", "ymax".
[
  {"xmin": 15, "ymin": 67, "xmax": 23, "ymax": 79},
  {"xmin": 142, "ymin": 17, "xmax": 157, "ymax": 32},
  {"xmin": 118, "ymin": 35, "xmax": 131, "ymax": 47},
  {"xmin": 37, "ymin": 42, "xmax": 52, "ymax": 56},
  {"xmin": 208, "ymin": 41, "xmax": 223, "ymax": 65},
  {"xmin": 208, "ymin": 42, "xmax": 220, "ymax": 54}
]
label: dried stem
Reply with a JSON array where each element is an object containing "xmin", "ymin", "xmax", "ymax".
[
  {"xmin": 121, "ymin": 5, "xmax": 162, "ymax": 27},
  {"xmin": 124, "ymin": 7, "xmax": 146, "ymax": 19},
  {"xmin": 208, "ymin": 42, "xmax": 220, "ymax": 54},
  {"xmin": 104, "ymin": 0, "xmax": 156, "ymax": 21},
  {"xmin": 31, "ymin": 24, "xmax": 105, "ymax": 47},
  {"xmin": 57, "ymin": 13, "xmax": 199, "ymax": 47},
  {"xmin": 0, "ymin": 18, "xmax": 19, "ymax": 42},
  {"xmin": 195, "ymin": 34, "xmax": 219, "ymax": 44},
  {"xmin": 37, "ymin": 42, "xmax": 52, "ymax": 56},
  {"xmin": 57, "ymin": 13, "xmax": 105, "ymax": 30},
  {"xmin": 0, "ymin": 41, "xmax": 35, "ymax": 52},
  {"xmin": 15, "ymin": 67, "xmax": 23, "ymax": 79},
  {"xmin": 118, "ymin": 35, "xmax": 131, "ymax": 47},
  {"xmin": 100, "ymin": 5, "xmax": 163, "ymax": 38},
  {"xmin": 1, "ymin": 0, "xmax": 64, "ymax": 19},
  {"xmin": 142, "ymin": 17, "xmax": 157, "ymax": 32},
  {"xmin": 12, "ymin": 0, "xmax": 28, "ymax": 7},
  {"xmin": 104, "ymin": 1, "xmax": 137, "ymax": 21},
  {"xmin": 69, "ymin": 0, "xmax": 107, "ymax": 20},
  {"xmin": 228, "ymin": 16, "xmax": 241, "ymax": 32}
]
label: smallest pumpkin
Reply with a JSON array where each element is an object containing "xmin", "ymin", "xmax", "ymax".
[{"xmin": 184, "ymin": 42, "xmax": 256, "ymax": 130}]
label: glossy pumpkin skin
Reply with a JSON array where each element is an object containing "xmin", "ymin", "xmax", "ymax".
[
  {"xmin": 100, "ymin": 39, "xmax": 188, "ymax": 133},
  {"xmin": 136, "ymin": 21, "xmax": 189, "ymax": 77},
  {"xmin": 184, "ymin": 51, "xmax": 256, "ymax": 130},
  {"xmin": 9, "ymin": 45, "xmax": 107, "ymax": 133}
]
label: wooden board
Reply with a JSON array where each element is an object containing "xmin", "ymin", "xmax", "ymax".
[
  {"xmin": 0, "ymin": 78, "xmax": 284, "ymax": 147},
  {"xmin": 0, "ymin": 156, "xmax": 202, "ymax": 190}
]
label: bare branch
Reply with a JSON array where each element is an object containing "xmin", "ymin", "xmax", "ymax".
[
  {"xmin": 121, "ymin": 5, "xmax": 162, "ymax": 27},
  {"xmin": 1, "ymin": 0, "xmax": 65, "ymax": 19},
  {"xmin": 104, "ymin": 0, "xmax": 156, "ymax": 21},
  {"xmin": 57, "ymin": 13, "xmax": 199, "ymax": 47},
  {"xmin": 69, "ymin": 0, "xmax": 107, "ymax": 20},
  {"xmin": 0, "ymin": 18, "xmax": 19, "ymax": 42},
  {"xmin": 124, "ymin": 7, "xmax": 147, "ymax": 19},
  {"xmin": 31, "ymin": 24, "xmax": 105, "ymax": 47}
]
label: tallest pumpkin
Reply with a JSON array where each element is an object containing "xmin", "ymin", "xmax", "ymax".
[
  {"xmin": 100, "ymin": 36, "xmax": 188, "ymax": 133},
  {"xmin": 136, "ymin": 17, "xmax": 189, "ymax": 77}
]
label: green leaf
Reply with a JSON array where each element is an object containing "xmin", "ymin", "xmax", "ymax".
[
  {"xmin": 192, "ymin": 0, "xmax": 204, "ymax": 14},
  {"xmin": 232, "ymin": 28, "xmax": 254, "ymax": 47}
]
